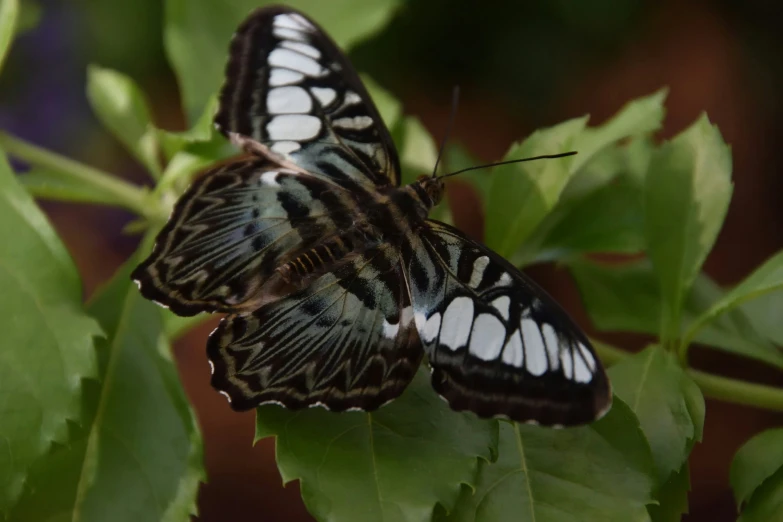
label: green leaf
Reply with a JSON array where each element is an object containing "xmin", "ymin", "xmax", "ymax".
[
  {"xmin": 18, "ymin": 167, "xmax": 128, "ymax": 206},
  {"xmin": 157, "ymin": 95, "xmax": 219, "ymax": 160},
  {"xmin": 608, "ymin": 346, "xmax": 704, "ymax": 486},
  {"xmin": 558, "ymin": 135, "xmax": 653, "ymax": 205},
  {"xmin": 0, "ymin": 152, "xmax": 102, "ymax": 513},
  {"xmin": 398, "ymin": 116, "xmax": 438, "ymax": 185},
  {"xmin": 0, "ymin": 0, "xmax": 18, "ymax": 75},
  {"xmin": 742, "ymin": 290, "xmax": 783, "ymax": 346},
  {"xmin": 518, "ymin": 137, "xmax": 653, "ymax": 265},
  {"xmin": 255, "ymin": 368, "xmax": 496, "ymax": 522},
  {"xmin": 648, "ymin": 463, "xmax": 691, "ymax": 522},
  {"xmin": 14, "ymin": 0, "xmax": 40, "ymax": 36},
  {"xmin": 441, "ymin": 398, "xmax": 656, "ymax": 522},
  {"xmin": 86, "ymin": 65, "xmax": 162, "ymax": 177},
  {"xmin": 570, "ymin": 259, "xmax": 783, "ymax": 369},
  {"xmin": 685, "ymin": 250, "xmax": 783, "ymax": 347},
  {"xmin": 8, "ymin": 255, "xmax": 205, "ymax": 521},
  {"xmin": 485, "ymin": 117, "xmax": 586, "ymax": 257},
  {"xmin": 154, "ymin": 137, "xmax": 233, "ymax": 201},
  {"xmin": 644, "ymin": 114, "xmax": 733, "ymax": 342},
  {"xmin": 738, "ymin": 467, "xmax": 783, "ymax": 522},
  {"xmin": 362, "ymin": 74, "xmax": 402, "ymax": 130},
  {"xmin": 444, "ymin": 143, "xmax": 488, "ymax": 200},
  {"xmin": 731, "ymin": 428, "xmax": 783, "ymax": 509},
  {"xmin": 162, "ymin": 310, "xmax": 209, "ymax": 340},
  {"xmin": 393, "ymin": 116, "xmax": 453, "ymax": 222},
  {"xmin": 165, "ymin": 0, "xmax": 402, "ymax": 123},
  {"xmin": 534, "ymin": 177, "xmax": 645, "ymax": 262},
  {"xmin": 568, "ymin": 88, "xmax": 667, "ymax": 175},
  {"xmin": 732, "ymin": 430, "xmax": 783, "ymax": 522}
]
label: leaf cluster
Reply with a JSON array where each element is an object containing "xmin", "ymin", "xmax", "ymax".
[{"xmin": 0, "ymin": 1, "xmax": 781, "ymax": 521}]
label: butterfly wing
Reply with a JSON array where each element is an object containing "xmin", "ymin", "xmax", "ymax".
[
  {"xmin": 207, "ymin": 245, "xmax": 422, "ymax": 411},
  {"xmin": 215, "ymin": 6, "xmax": 400, "ymax": 189},
  {"xmin": 131, "ymin": 156, "xmax": 359, "ymax": 316},
  {"xmin": 406, "ymin": 220, "xmax": 611, "ymax": 426}
]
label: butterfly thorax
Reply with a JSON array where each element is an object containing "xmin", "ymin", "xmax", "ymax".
[
  {"xmin": 275, "ymin": 178, "xmax": 442, "ymax": 287},
  {"xmin": 389, "ymin": 177, "xmax": 444, "ymax": 221}
]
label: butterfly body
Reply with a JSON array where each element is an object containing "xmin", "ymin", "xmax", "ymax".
[{"xmin": 132, "ymin": 6, "xmax": 611, "ymax": 427}]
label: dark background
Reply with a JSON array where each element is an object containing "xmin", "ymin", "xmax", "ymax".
[{"xmin": 1, "ymin": 0, "xmax": 782, "ymax": 520}]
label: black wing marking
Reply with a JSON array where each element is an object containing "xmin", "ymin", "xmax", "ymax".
[
  {"xmin": 208, "ymin": 245, "xmax": 423, "ymax": 411},
  {"xmin": 131, "ymin": 156, "xmax": 358, "ymax": 316},
  {"xmin": 215, "ymin": 6, "xmax": 400, "ymax": 189},
  {"xmin": 405, "ymin": 220, "xmax": 612, "ymax": 426}
]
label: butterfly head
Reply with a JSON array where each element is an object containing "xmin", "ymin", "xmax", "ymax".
[{"xmin": 414, "ymin": 175, "xmax": 445, "ymax": 208}]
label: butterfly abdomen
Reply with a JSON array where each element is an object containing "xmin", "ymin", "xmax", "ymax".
[{"xmin": 276, "ymin": 222, "xmax": 381, "ymax": 283}]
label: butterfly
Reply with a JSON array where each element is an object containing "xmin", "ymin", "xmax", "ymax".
[{"xmin": 132, "ymin": 5, "xmax": 612, "ymax": 427}]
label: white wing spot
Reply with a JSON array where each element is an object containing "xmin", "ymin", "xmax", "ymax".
[
  {"xmin": 310, "ymin": 86, "xmax": 337, "ymax": 107},
  {"xmin": 260, "ymin": 171, "xmax": 281, "ymax": 186},
  {"xmin": 491, "ymin": 296, "xmax": 510, "ymax": 320},
  {"xmin": 208, "ymin": 360, "xmax": 215, "ymax": 375},
  {"xmin": 259, "ymin": 399, "xmax": 286, "ymax": 408},
  {"xmin": 267, "ymin": 86, "xmax": 312, "ymax": 114},
  {"xmin": 521, "ymin": 318, "xmax": 547, "ymax": 376},
  {"xmin": 440, "ymin": 296, "xmax": 474, "ymax": 350},
  {"xmin": 541, "ymin": 323, "xmax": 561, "ymax": 371},
  {"xmin": 573, "ymin": 346, "xmax": 593, "ymax": 383},
  {"xmin": 289, "ymin": 13, "xmax": 315, "ymax": 29},
  {"xmin": 469, "ymin": 314, "xmax": 505, "ymax": 361},
  {"xmin": 332, "ymin": 116, "xmax": 373, "ymax": 130},
  {"xmin": 414, "ymin": 310, "xmax": 426, "ymax": 330},
  {"xmin": 281, "ymin": 40, "xmax": 320, "ymax": 59},
  {"xmin": 496, "ymin": 273, "xmax": 513, "ymax": 287},
  {"xmin": 382, "ymin": 319, "xmax": 399, "ymax": 339},
  {"xmin": 267, "ymin": 114, "xmax": 321, "ymax": 141},
  {"xmin": 560, "ymin": 346, "xmax": 574, "ymax": 380},
  {"xmin": 423, "ymin": 312, "xmax": 441, "ymax": 343},
  {"xmin": 273, "ymin": 27, "xmax": 307, "ymax": 42},
  {"xmin": 577, "ymin": 342, "xmax": 597, "ymax": 371},
  {"xmin": 269, "ymin": 68, "xmax": 304, "ymax": 87},
  {"xmin": 218, "ymin": 390, "xmax": 232, "ymax": 403},
  {"xmin": 344, "ymin": 91, "xmax": 362, "ymax": 105},
  {"xmin": 269, "ymin": 48, "xmax": 325, "ymax": 77},
  {"xmin": 468, "ymin": 255, "xmax": 490, "ymax": 288},
  {"xmin": 271, "ymin": 141, "xmax": 301, "ymax": 155},
  {"xmin": 274, "ymin": 14, "xmax": 310, "ymax": 31},
  {"xmin": 502, "ymin": 330, "xmax": 523, "ymax": 367}
]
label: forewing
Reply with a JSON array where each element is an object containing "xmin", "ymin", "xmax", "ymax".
[
  {"xmin": 132, "ymin": 156, "xmax": 357, "ymax": 316},
  {"xmin": 406, "ymin": 220, "xmax": 612, "ymax": 426},
  {"xmin": 208, "ymin": 245, "xmax": 422, "ymax": 411},
  {"xmin": 215, "ymin": 6, "xmax": 400, "ymax": 189}
]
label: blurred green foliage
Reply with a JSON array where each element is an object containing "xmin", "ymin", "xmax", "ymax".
[{"xmin": 0, "ymin": 1, "xmax": 782, "ymax": 522}]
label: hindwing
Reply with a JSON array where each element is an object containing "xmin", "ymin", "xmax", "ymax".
[
  {"xmin": 208, "ymin": 245, "xmax": 422, "ymax": 411},
  {"xmin": 215, "ymin": 6, "xmax": 400, "ymax": 189},
  {"xmin": 131, "ymin": 156, "xmax": 358, "ymax": 315},
  {"xmin": 406, "ymin": 221, "xmax": 612, "ymax": 426}
]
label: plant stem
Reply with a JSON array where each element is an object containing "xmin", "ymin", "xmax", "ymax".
[
  {"xmin": 591, "ymin": 338, "xmax": 783, "ymax": 412},
  {"xmin": 687, "ymin": 369, "xmax": 783, "ymax": 411},
  {"xmin": 0, "ymin": 131, "xmax": 150, "ymax": 217}
]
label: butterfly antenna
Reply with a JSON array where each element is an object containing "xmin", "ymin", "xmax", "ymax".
[
  {"xmin": 439, "ymin": 152, "xmax": 578, "ymax": 179},
  {"xmin": 431, "ymin": 85, "xmax": 461, "ymax": 178}
]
